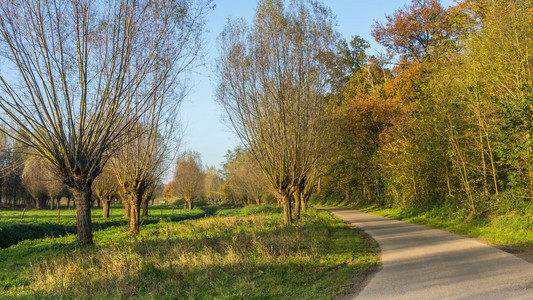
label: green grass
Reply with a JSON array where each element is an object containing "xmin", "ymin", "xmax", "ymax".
[
  {"xmin": 358, "ymin": 205, "xmax": 533, "ymax": 248},
  {"xmin": 0, "ymin": 205, "xmax": 379, "ymax": 299},
  {"xmin": 0, "ymin": 204, "xmax": 207, "ymax": 248}
]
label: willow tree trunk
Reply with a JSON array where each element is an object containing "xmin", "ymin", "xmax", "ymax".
[
  {"xmin": 293, "ymin": 189, "xmax": 301, "ymax": 220},
  {"xmin": 129, "ymin": 192, "xmax": 143, "ymax": 235},
  {"xmin": 142, "ymin": 197, "xmax": 149, "ymax": 217},
  {"xmin": 301, "ymin": 192, "xmax": 309, "ymax": 211},
  {"xmin": 281, "ymin": 192, "xmax": 292, "ymax": 224},
  {"xmin": 71, "ymin": 188, "xmax": 93, "ymax": 245},
  {"xmin": 186, "ymin": 198, "xmax": 193, "ymax": 210},
  {"xmin": 254, "ymin": 197, "xmax": 260, "ymax": 205},
  {"xmin": 102, "ymin": 198, "xmax": 110, "ymax": 218},
  {"xmin": 124, "ymin": 200, "xmax": 131, "ymax": 218}
]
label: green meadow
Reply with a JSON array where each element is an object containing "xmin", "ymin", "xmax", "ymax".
[{"xmin": 0, "ymin": 204, "xmax": 379, "ymax": 299}]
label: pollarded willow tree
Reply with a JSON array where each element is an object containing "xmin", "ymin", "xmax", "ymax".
[
  {"xmin": 112, "ymin": 119, "xmax": 177, "ymax": 234},
  {"xmin": 111, "ymin": 0, "xmax": 208, "ymax": 235},
  {"xmin": 172, "ymin": 151, "xmax": 204, "ymax": 210},
  {"xmin": 0, "ymin": 0, "xmax": 210, "ymax": 244},
  {"xmin": 204, "ymin": 166, "xmax": 223, "ymax": 203},
  {"xmin": 93, "ymin": 163, "xmax": 120, "ymax": 218},
  {"xmin": 216, "ymin": 0, "xmax": 337, "ymax": 223},
  {"xmin": 223, "ymin": 148, "xmax": 272, "ymax": 205}
]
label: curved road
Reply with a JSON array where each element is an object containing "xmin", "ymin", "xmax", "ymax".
[{"xmin": 321, "ymin": 208, "xmax": 533, "ymax": 299}]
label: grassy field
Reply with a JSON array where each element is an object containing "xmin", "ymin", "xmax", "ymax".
[
  {"xmin": 0, "ymin": 204, "xmax": 206, "ymax": 249},
  {"xmin": 0, "ymin": 204, "xmax": 379, "ymax": 299}
]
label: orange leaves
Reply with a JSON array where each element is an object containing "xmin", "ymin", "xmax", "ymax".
[{"xmin": 372, "ymin": 0, "xmax": 459, "ymax": 63}]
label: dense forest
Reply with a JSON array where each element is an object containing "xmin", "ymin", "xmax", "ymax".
[{"xmin": 317, "ymin": 0, "xmax": 533, "ymax": 217}]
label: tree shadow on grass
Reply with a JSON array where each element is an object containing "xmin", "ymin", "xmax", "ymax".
[{"xmin": 0, "ymin": 205, "xmax": 223, "ymax": 249}]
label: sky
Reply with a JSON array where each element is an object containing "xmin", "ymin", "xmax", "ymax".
[{"xmin": 178, "ymin": 0, "xmax": 456, "ymax": 171}]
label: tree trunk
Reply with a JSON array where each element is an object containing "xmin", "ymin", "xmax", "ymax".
[
  {"xmin": 186, "ymin": 198, "xmax": 193, "ymax": 210},
  {"xmin": 293, "ymin": 189, "xmax": 301, "ymax": 220},
  {"xmin": 484, "ymin": 127, "xmax": 499, "ymax": 195},
  {"xmin": 129, "ymin": 193, "xmax": 141, "ymax": 235},
  {"xmin": 102, "ymin": 198, "xmax": 110, "ymax": 218},
  {"xmin": 301, "ymin": 192, "xmax": 309, "ymax": 211},
  {"xmin": 67, "ymin": 197, "xmax": 71, "ymax": 209},
  {"xmin": 142, "ymin": 197, "xmax": 149, "ymax": 217},
  {"xmin": 11, "ymin": 189, "xmax": 16, "ymax": 209},
  {"xmin": 71, "ymin": 188, "xmax": 93, "ymax": 245},
  {"xmin": 344, "ymin": 190, "xmax": 350, "ymax": 203},
  {"xmin": 50, "ymin": 197, "xmax": 54, "ymax": 210},
  {"xmin": 281, "ymin": 191, "xmax": 292, "ymax": 224},
  {"xmin": 254, "ymin": 197, "xmax": 260, "ymax": 205},
  {"xmin": 445, "ymin": 166, "xmax": 455, "ymax": 199},
  {"xmin": 124, "ymin": 199, "xmax": 131, "ymax": 218},
  {"xmin": 129, "ymin": 188, "xmax": 146, "ymax": 235}
]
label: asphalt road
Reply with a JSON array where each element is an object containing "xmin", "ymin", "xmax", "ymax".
[{"xmin": 321, "ymin": 208, "xmax": 533, "ymax": 300}]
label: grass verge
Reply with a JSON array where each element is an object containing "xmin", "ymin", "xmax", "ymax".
[
  {"xmin": 313, "ymin": 196, "xmax": 533, "ymax": 261},
  {"xmin": 1, "ymin": 206, "xmax": 379, "ymax": 299}
]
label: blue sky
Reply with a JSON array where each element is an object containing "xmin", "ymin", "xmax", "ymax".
[{"xmin": 178, "ymin": 0, "xmax": 456, "ymax": 171}]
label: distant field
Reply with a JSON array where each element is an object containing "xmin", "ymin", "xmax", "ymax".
[
  {"xmin": 0, "ymin": 205, "xmax": 379, "ymax": 299},
  {"xmin": 0, "ymin": 203, "xmax": 200, "ymax": 249}
]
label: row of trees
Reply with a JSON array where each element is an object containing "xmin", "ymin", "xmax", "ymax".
[
  {"xmin": 0, "ymin": 0, "xmax": 212, "ymax": 244},
  {"xmin": 0, "ymin": 139, "xmax": 161, "ymax": 216},
  {"xmin": 320, "ymin": 0, "xmax": 533, "ymax": 215},
  {"xmin": 164, "ymin": 149, "xmax": 276, "ymax": 210}
]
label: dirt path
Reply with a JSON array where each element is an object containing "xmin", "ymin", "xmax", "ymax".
[{"xmin": 320, "ymin": 208, "xmax": 533, "ymax": 300}]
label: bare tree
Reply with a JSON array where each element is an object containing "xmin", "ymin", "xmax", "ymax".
[
  {"xmin": 216, "ymin": 0, "xmax": 336, "ymax": 223},
  {"xmin": 21, "ymin": 156, "xmax": 48, "ymax": 208},
  {"xmin": 112, "ymin": 121, "xmax": 175, "ymax": 233},
  {"xmin": 223, "ymin": 148, "xmax": 272, "ymax": 205},
  {"xmin": 141, "ymin": 175, "xmax": 160, "ymax": 217},
  {"xmin": 45, "ymin": 174, "xmax": 66, "ymax": 210},
  {"xmin": 204, "ymin": 166, "xmax": 223, "ymax": 203},
  {"xmin": 172, "ymin": 151, "xmax": 204, "ymax": 210},
  {"xmin": 20, "ymin": 155, "xmax": 62, "ymax": 208},
  {"xmin": 109, "ymin": 0, "xmax": 206, "ymax": 234},
  {"xmin": 0, "ymin": 0, "xmax": 210, "ymax": 244},
  {"xmin": 93, "ymin": 164, "xmax": 120, "ymax": 218},
  {"xmin": 0, "ymin": 131, "xmax": 26, "ymax": 209}
]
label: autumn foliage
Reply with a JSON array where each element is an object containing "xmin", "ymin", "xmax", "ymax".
[{"xmin": 319, "ymin": 0, "xmax": 533, "ymax": 216}]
